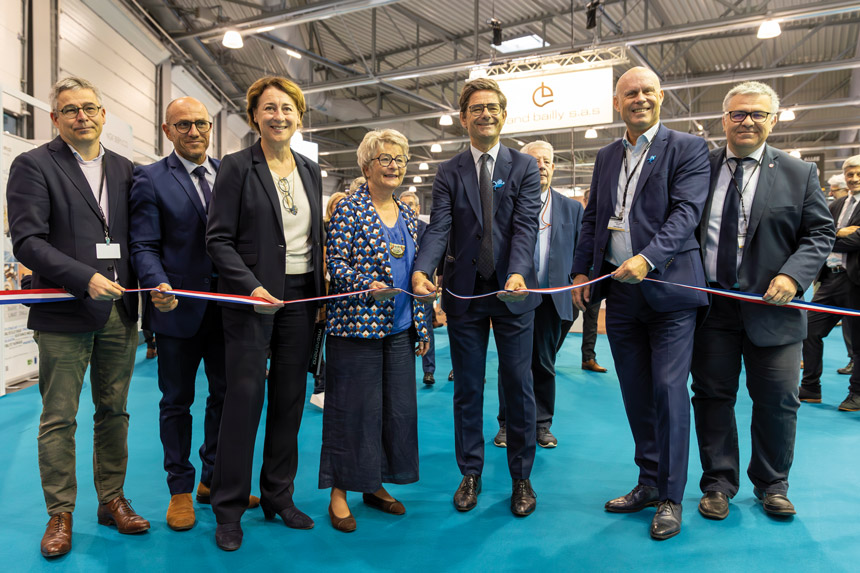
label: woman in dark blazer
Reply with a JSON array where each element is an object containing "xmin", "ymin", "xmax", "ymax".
[
  {"xmin": 320, "ymin": 129, "xmax": 429, "ymax": 532},
  {"xmin": 206, "ymin": 76, "xmax": 324, "ymax": 551}
]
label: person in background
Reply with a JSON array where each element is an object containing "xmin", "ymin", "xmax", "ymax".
[
  {"xmin": 143, "ymin": 329, "xmax": 157, "ymax": 359},
  {"xmin": 578, "ymin": 188, "xmax": 608, "ymax": 373},
  {"xmin": 828, "ymin": 173, "xmax": 849, "ymax": 201},
  {"xmin": 347, "ymin": 176, "xmax": 366, "ymax": 196}
]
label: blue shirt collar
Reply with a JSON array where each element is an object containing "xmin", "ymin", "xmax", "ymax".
[{"xmin": 622, "ymin": 122, "xmax": 660, "ymax": 153}]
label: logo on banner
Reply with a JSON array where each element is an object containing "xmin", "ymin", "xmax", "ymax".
[{"xmin": 532, "ymin": 82, "xmax": 554, "ymax": 108}]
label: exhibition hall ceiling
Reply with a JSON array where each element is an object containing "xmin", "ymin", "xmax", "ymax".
[{"xmin": 124, "ymin": 0, "xmax": 860, "ymax": 191}]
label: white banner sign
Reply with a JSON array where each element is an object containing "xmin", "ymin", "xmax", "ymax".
[{"xmin": 498, "ymin": 67, "xmax": 614, "ymax": 135}]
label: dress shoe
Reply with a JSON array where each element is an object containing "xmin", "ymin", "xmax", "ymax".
[
  {"xmin": 362, "ymin": 492, "xmax": 406, "ymax": 515},
  {"xmin": 41, "ymin": 512, "xmax": 72, "ymax": 558},
  {"xmin": 798, "ymin": 385, "xmax": 822, "ymax": 403},
  {"xmin": 215, "ymin": 522, "xmax": 243, "ymax": 551},
  {"xmin": 650, "ymin": 501, "xmax": 682, "ymax": 540},
  {"xmin": 838, "ymin": 392, "xmax": 860, "ymax": 412},
  {"xmin": 423, "ymin": 372, "xmax": 435, "ymax": 385},
  {"xmin": 698, "ymin": 491, "xmax": 729, "ymax": 520},
  {"xmin": 166, "ymin": 493, "xmax": 196, "ymax": 531},
  {"xmin": 753, "ymin": 487, "xmax": 796, "ymax": 516},
  {"xmin": 510, "ymin": 479, "xmax": 537, "ymax": 517},
  {"xmin": 536, "ymin": 427, "xmax": 557, "ymax": 448},
  {"xmin": 838, "ymin": 359, "xmax": 854, "ymax": 375},
  {"xmin": 97, "ymin": 496, "xmax": 150, "ymax": 534},
  {"xmin": 310, "ymin": 392, "xmax": 325, "ymax": 409},
  {"xmin": 581, "ymin": 359, "xmax": 608, "ymax": 373},
  {"xmin": 448, "ymin": 370, "xmax": 454, "ymax": 381},
  {"xmin": 260, "ymin": 498, "xmax": 314, "ymax": 529},
  {"xmin": 604, "ymin": 484, "xmax": 660, "ymax": 513},
  {"xmin": 328, "ymin": 503, "xmax": 356, "ymax": 532},
  {"xmin": 493, "ymin": 426, "xmax": 507, "ymax": 448},
  {"xmin": 453, "ymin": 474, "xmax": 481, "ymax": 512},
  {"xmin": 197, "ymin": 482, "xmax": 260, "ymax": 508},
  {"xmin": 146, "ymin": 347, "xmax": 157, "ymax": 359}
]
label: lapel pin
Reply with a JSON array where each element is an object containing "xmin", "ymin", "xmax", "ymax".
[
  {"xmin": 647, "ymin": 155, "xmax": 656, "ymax": 163},
  {"xmin": 768, "ymin": 163, "xmax": 774, "ymax": 168},
  {"xmin": 493, "ymin": 179, "xmax": 505, "ymax": 190}
]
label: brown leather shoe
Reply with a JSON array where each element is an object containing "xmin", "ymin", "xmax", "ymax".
[
  {"xmin": 582, "ymin": 359, "xmax": 608, "ymax": 373},
  {"xmin": 166, "ymin": 493, "xmax": 196, "ymax": 531},
  {"xmin": 197, "ymin": 482, "xmax": 260, "ymax": 508},
  {"xmin": 362, "ymin": 492, "xmax": 406, "ymax": 515},
  {"xmin": 328, "ymin": 503, "xmax": 356, "ymax": 532},
  {"xmin": 41, "ymin": 512, "xmax": 72, "ymax": 558},
  {"xmin": 97, "ymin": 496, "xmax": 150, "ymax": 534}
]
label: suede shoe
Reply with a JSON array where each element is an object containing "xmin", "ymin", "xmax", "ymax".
[
  {"xmin": 97, "ymin": 496, "xmax": 150, "ymax": 534},
  {"xmin": 604, "ymin": 484, "xmax": 660, "ymax": 513},
  {"xmin": 493, "ymin": 426, "xmax": 507, "ymax": 448},
  {"xmin": 328, "ymin": 503, "xmax": 356, "ymax": 533},
  {"xmin": 362, "ymin": 492, "xmax": 406, "ymax": 515},
  {"xmin": 41, "ymin": 512, "xmax": 72, "ymax": 558},
  {"xmin": 798, "ymin": 385, "xmax": 822, "ymax": 403},
  {"xmin": 698, "ymin": 491, "xmax": 729, "ymax": 520},
  {"xmin": 453, "ymin": 474, "xmax": 481, "ymax": 511},
  {"xmin": 197, "ymin": 482, "xmax": 260, "ymax": 508},
  {"xmin": 259, "ymin": 498, "xmax": 314, "ymax": 529},
  {"xmin": 754, "ymin": 487, "xmax": 796, "ymax": 516},
  {"xmin": 838, "ymin": 392, "xmax": 860, "ymax": 412},
  {"xmin": 511, "ymin": 479, "xmax": 536, "ymax": 517},
  {"xmin": 166, "ymin": 493, "xmax": 196, "ymax": 531},
  {"xmin": 650, "ymin": 501, "xmax": 682, "ymax": 540},
  {"xmin": 215, "ymin": 522, "xmax": 243, "ymax": 551},
  {"xmin": 536, "ymin": 427, "xmax": 557, "ymax": 448},
  {"xmin": 838, "ymin": 359, "xmax": 854, "ymax": 375}
]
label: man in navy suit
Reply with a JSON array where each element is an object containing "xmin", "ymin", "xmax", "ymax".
[
  {"xmin": 412, "ymin": 78, "xmax": 541, "ymax": 517},
  {"xmin": 494, "ymin": 141, "xmax": 582, "ymax": 450},
  {"xmin": 692, "ymin": 82, "xmax": 834, "ymax": 522},
  {"xmin": 572, "ymin": 67, "xmax": 710, "ymax": 540},
  {"xmin": 130, "ymin": 97, "xmax": 257, "ymax": 532}
]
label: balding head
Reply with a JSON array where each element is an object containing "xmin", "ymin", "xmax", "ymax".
[
  {"xmin": 613, "ymin": 67, "xmax": 664, "ymax": 142},
  {"xmin": 162, "ymin": 97, "xmax": 211, "ymax": 164}
]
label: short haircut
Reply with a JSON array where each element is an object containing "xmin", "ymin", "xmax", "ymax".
[
  {"xmin": 458, "ymin": 78, "xmax": 507, "ymax": 116},
  {"xmin": 399, "ymin": 190, "xmax": 419, "ymax": 205},
  {"xmin": 521, "ymin": 140, "xmax": 554, "ymax": 164},
  {"xmin": 164, "ymin": 97, "xmax": 209, "ymax": 124},
  {"xmin": 245, "ymin": 76, "xmax": 306, "ymax": 133},
  {"xmin": 722, "ymin": 81, "xmax": 780, "ymax": 114},
  {"xmin": 828, "ymin": 173, "xmax": 847, "ymax": 187},
  {"xmin": 356, "ymin": 129, "xmax": 410, "ymax": 172},
  {"xmin": 844, "ymin": 155, "xmax": 860, "ymax": 171},
  {"xmin": 50, "ymin": 77, "xmax": 102, "ymax": 112},
  {"xmin": 347, "ymin": 176, "xmax": 366, "ymax": 194}
]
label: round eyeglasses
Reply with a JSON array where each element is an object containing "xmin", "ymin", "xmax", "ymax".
[
  {"xmin": 172, "ymin": 120, "xmax": 213, "ymax": 134},
  {"xmin": 57, "ymin": 105, "xmax": 101, "ymax": 119}
]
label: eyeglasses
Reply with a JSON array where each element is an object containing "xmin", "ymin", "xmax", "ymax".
[
  {"xmin": 172, "ymin": 120, "xmax": 213, "ymax": 134},
  {"xmin": 725, "ymin": 110, "xmax": 773, "ymax": 123},
  {"xmin": 373, "ymin": 154, "xmax": 408, "ymax": 168},
  {"xmin": 57, "ymin": 105, "xmax": 101, "ymax": 119},
  {"xmin": 468, "ymin": 103, "xmax": 503, "ymax": 116},
  {"xmin": 276, "ymin": 176, "xmax": 298, "ymax": 216}
]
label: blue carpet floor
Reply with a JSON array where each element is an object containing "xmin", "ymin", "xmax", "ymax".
[{"xmin": 1, "ymin": 328, "xmax": 858, "ymax": 572}]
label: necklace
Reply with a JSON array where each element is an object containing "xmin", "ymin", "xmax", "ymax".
[
  {"xmin": 385, "ymin": 218, "xmax": 406, "ymax": 258},
  {"xmin": 276, "ymin": 168, "xmax": 298, "ymax": 216}
]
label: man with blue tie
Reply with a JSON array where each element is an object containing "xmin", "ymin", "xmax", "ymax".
[
  {"xmin": 692, "ymin": 82, "xmax": 834, "ymax": 522},
  {"xmin": 494, "ymin": 140, "xmax": 582, "ymax": 449},
  {"xmin": 129, "ymin": 97, "xmax": 258, "ymax": 532},
  {"xmin": 571, "ymin": 67, "xmax": 710, "ymax": 540},
  {"xmin": 412, "ymin": 78, "xmax": 541, "ymax": 517}
]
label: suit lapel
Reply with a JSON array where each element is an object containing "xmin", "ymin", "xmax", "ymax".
[
  {"xmin": 103, "ymin": 150, "xmax": 121, "ymax": 231},
  {"xmin": 493, "ymin": 145, "xmax": 514, "ymax": 216},
  {"xmin": 167, "ymin": 152, "xmax": 207, "ymax": 224},
  {"xmin": 746, "ymin": 145, "xmax": 775, "ymax": 243},
  {"xmin": 456, "ymin": 150, "xmax": 482, "ymax": 224},
  {"xmin": 699, "ymin": 148, "xmax": 726, "ymax": 239},
  {"xmin": 630, "ymin": 125, "xmax": 666, "ymax": 209},
  {"xmin": 251, "ymin": 141, "xmax": 285, "ymax": 233},
  {"xmin": 601, "ymin": 142, "xmax": 624, "ymax": 217},
  {"xmin": 49, "ymin": 137, "xmax": 103, "ymax": 221},
  {"xmin": 294, "ymin": 152, "xmax": 321, "ymax": 243}
]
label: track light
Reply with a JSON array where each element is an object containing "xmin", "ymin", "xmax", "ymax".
[
  {"xmin": 490, "ymin": 18, "xmax": 502, "ymax": 46},
  {"xmin": 408, "ymin": 186, "xmax": 417, "ymax": 192},
  {"xmin": 419, "ymin": 162, "xmax": 429, "ymax": 170},
  {"xmin": 430, "ymin": 144, "xmax": 442, "ymax": 153},
  {"xmin": 585, "ymin": 1, "xmax": 601, "ymax": 30},
  {"xmin": 584, "ymin": 128, "xmax": 598, "ymax": 139},
  {"xmin": 439, "ymin": 114, "xmax": 453, "ymax": 126},
  {"xmin": 222, "ymin": 30, "xmax": 243, "ymax": 49},
  {"xmin": 757, "ymin": 20, "xmax": 781, "ymax": 39},
  {"xmin": 413, "ymin": 176, "xmax": 422, "ymax": 183},
  {"xmin": 779, "ymin": 109, "xmax": 796, "ymax": 121}
]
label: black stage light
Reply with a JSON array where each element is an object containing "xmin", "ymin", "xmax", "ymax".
[
  {"xmin": 490, "ymin": 18, "xmax": 502, "ymax": 46},
  {"xmin": 586, "ymin": 0, "xmax": 600, "ymax": 30}
]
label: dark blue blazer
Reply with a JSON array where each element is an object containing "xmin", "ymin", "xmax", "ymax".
[
  {"xmin": 7, "ymin": 136, "xmax": 138, "ymax": 332},
  {"xmin": 414, "ymin": 144, "xmax": 542, "ymax": 316},
  {"xmin": 543, "ymin": 190, "xmax": 583, "ymax": 322},
  {"xmin": 129, "ymin": 151, "xmax": 221, "ymax": 338},
  {"xmin": 572, "ymin": 124, "xmax": 710, "ymax": 312}
]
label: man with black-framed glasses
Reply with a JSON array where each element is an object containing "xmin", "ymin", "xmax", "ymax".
[{"xmin": 692, "ymin": 81, "xmax": 834, "ymax": 522}]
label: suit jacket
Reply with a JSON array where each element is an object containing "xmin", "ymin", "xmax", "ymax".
[
  {"xmin": 206, "ymin": 140, "xmax": 324, "ymax": 308},
  {"xmin": 7, "ymin": 136, "xmax": 138, "ymax": 332},
  {"xmin": 811, "ymin": 198, "xmax": 842, "ymax": 284},
  {"xmin": 828, "ymin": 194, "xmax": 860, "ymax": 287},
  {"xmin": 572, "ymin": 124, "xmax": 710, "ymax": 312},
  {"xmin": 699, "ymin": 145, "xmax": 835, "ymax": 346},
  {"xmin": 543, "ymin": 189, "xmax": 583, "ymax": 322},
  {"xmin": 414, "ymin": 144, "xmax": 542, "ymax": 316},
  {"xmin": 129, "ymin": 151, "xmax": 221, "ymax": 338},
  {"xmin": 325, "ymin": 186, "xmax": 429, "ymax": 340}
]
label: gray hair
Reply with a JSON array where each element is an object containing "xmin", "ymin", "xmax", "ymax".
[
  {"xmin": 722, "ymin": 81, "xmax": 780, "ymax": 114},
  {"xmin": 347, "ymin": 176, "xmax": 366, "ymax": 194},
  {"xmin": 844, "ymin": 155, "xmax": 860, "ymax": 171},
  {"xmin": 399, "ymin": 190, "xmax": 419, "ymax": 205},
  {"xmin": 828, "ymin": 173, "xmax": 847, "ymax": 187},
  {"xmin": 356, "ymin": 129, "xmax": 410, "ymax": 172},
  {"xmin": 50, "ymin": 77, "xmax": 102, "ymax": 112},
  {"xmin": 521, "ymin": 140, "xmax": 554, "ymax": 164}
]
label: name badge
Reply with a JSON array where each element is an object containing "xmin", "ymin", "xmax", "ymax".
[
  {"xmin": 607, "ymin": 216, "xmax": 625, "ymax": 231},
  {"xmin": 738, "ymin": 233, "xmax": 746, "ymax": 249},
  {"xmin": 96, "ymin": 242, "xmax": 121, "ymax": 259}
]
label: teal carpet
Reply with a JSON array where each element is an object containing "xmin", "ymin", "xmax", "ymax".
[{"xmin": 0, "ymin": 329, "xmax": 857, "ymax": 572}]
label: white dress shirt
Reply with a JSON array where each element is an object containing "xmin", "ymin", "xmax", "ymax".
[{"xmin": 175, "ymin": 152, "xmax": 217, "ymax": 209}]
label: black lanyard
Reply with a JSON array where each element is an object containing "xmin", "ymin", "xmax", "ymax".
[
  {"xmin": 615, "ymin": 139, "xmax": 654, "ymax": 221},
  {"xmin": 725, "ymin": 154, "xmax": 762, "ymax": 230},
  {"xmin": 94, "ymin": 156, "xmax": 112, "ymax": 243}
]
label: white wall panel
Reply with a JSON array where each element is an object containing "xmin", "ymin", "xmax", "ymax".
[{"xmin": 0, "ymin": 0, "xmax": 24, "ymax": 99}]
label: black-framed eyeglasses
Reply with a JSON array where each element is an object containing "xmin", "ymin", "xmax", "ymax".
[
  {"xmin": 57, "ymin": 104, "xmax": 101, "ymax": 119},
  {"xmin": 373, "ymin": 154, "xmax": 408, "ymax": 168},
  {"xmin": 173, "ymin": 120, "xmax": 213, "ymax": 134},
  {"xmin": 468, "ymin": 103, "xmax": 503, "ymax": 116},
  {"xmin": 725, "ymin": 110, "xmax": 772, "ymax": 123},
  {"xmin": 276, "ymin": 177, "xmax": 298, "ymax": 216}
]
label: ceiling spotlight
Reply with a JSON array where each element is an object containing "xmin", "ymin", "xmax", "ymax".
[
  {"xmin": 789, "ymin": 149, "xmax": 802, "ymax": 158},
  {"xmin": 585, "ymin": 0, "xmax": 601, "ymax": 30},
  {"xmin": 222, "ymin": 30, "xmax": 244, "ymax": 49},
  {"xmin": 514, "ymin": 139, "xmax": 525, "ymax": 146},
  {"xmin": 419, "ymin": 162, "xmax": 429, "ymax": 170},
  {"xmin": 408, "ymin": 186, "xmax": 417, "ymax": 192},
  {"xmin": 439, "ymin": 114, "xmax": 453, "ymax": 126},
  {"xmin": 430, "ymin": 144, "xmax": 442, "ymax": 153},
  {"xmin": 757, "ymin": 19, "xmax": 781, "ymax": 39},
  {"xmin": 779, "ymin": 108, "xmax": 796, "ymax": 121},
  {"xmin": 584, "ymin": 128, "xmax": 598, "ymax": 139},
  {"xmin": 320, "ymin": 170, "xmax": 328, "ymax": 177},
  {"xmin": 413, "ymin": 176, "xmax": 423, "ymax": 183},
  {"xmin": 490, "ymin": 18, "xmax": 502, "ymax": 46}
]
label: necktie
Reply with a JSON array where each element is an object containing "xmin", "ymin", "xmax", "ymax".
[
  {"xmin": 839, "ymin": 196, "xmax": 856, "ymax": 229},
  {"xmin": 477, "ymin": 153, "xmax": 495, "ymax": 279},
  {"xmin": 193, "ymin": 165, "xmax": 212, "ymax": 212},
  {"xmin": 715, "ymin": 157, "xmax": 748, "ymax": 289}
]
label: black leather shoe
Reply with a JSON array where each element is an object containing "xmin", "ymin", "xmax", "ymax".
[
  {"xmin": 453, "ymin": 475, "xmax": 481, "ymax": 511},
  {"xmin": 650, "ymin": 501, "xmax": 682, "ymax": 540},
  {"xmin": 448, "ymin": 370, "xmax": 454, "ymax": 381},
  {"xmin": 604, "ymin": 484, "xmax": 660, "ymax": 513},
  {"xmin": 838, "ymin": 359, "xmax": 854, "ymax": 375},
  {"xmin": 510, "ymin": 479, "xmax": 536, "ymax": 517},
  {"xmin": 215, "ymin": 522, "xmax": 243, "ymax": 551},
  {"xmin": 260, "ymin": 498, "xmax": 314, "ymax": 529},
  {"xmin": 423, "ymin": 372, "xmax": 435, "ymax": 385},
  {"xmin": 838, "ymin": 392, "xmax": 860, "ymax": 412},
  {"xmin": 536, "ymin": 427, "xmax": 557, "ymax": 448},
  {"xmin": 493, "ymin": 426, "xmax": 507, "ymax": 448},
  {"xmin": 798, "ymin": 385, "xmax": 822, "ymax": 403},
  {"xmin": 698, "ymin": 491, "xmax": 729, "ymax": 520},
  {"xmin": 754, "ymin": 488, "xmax": 796, "ymax": 516}
]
